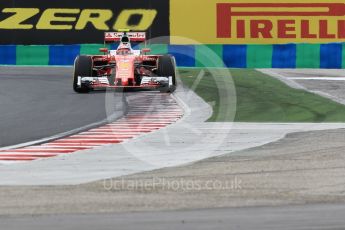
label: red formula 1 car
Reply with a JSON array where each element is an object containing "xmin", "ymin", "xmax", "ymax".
[{"xmin": 73, "ymin": 31, "xmax": 176, "ymax": 93}]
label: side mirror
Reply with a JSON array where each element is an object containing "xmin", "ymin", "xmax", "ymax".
[
  {"xmin": 99, "ymin": 48, "xmax": 108, "ymax": 53},
  {"xmin": 141, "ymin": 48, "xmax": 151, "ymax": 54}
]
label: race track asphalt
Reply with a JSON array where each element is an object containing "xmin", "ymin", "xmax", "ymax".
[
  {"xmin": 1, "ymin": 204, "xmax": 345, "ymax": 230},
  {"xmin": 2, "ymin": 67, "xmax": 345, "ymax": 229},
  {"xmin": 0, "ymin": 66, "xmax": 124, "ymax": 148}
]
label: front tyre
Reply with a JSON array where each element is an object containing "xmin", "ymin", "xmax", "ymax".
[
  {"xmin": 157, "ymin": 55, "xmax": 177, "ymax": 93},
  {"xmin": 73, "ymin": 55, "xmax": 93, "ymax": 93}
]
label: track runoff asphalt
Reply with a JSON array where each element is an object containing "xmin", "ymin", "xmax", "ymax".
[{"xmin": 0, "ymin": 66, "xmax": 125, "ymax": 148}]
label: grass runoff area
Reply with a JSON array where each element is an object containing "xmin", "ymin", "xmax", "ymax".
[{"xmin": 179, "ymin": 68, "xmax": 345, "ymax": 122}]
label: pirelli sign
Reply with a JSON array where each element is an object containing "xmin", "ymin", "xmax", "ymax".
[
  {"xmin": 0, "ymin": 0, "xmax": 169, "ymax": 44},
  {"xmin": 2, "ymin": 0, "xmax": 345, "ymax": 45},
  {"xmin": 170, "ymin": 0, "xmax": 345, "ymax": 44}
]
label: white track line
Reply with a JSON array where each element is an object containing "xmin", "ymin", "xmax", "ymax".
[{"xmin": 289, "ymin": 77, "xmax": 345, "ymax": 81}]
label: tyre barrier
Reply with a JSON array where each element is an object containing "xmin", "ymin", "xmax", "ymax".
[{"xmin": 0, "ymin": 43, "xmax": 345, "ymax": 68}]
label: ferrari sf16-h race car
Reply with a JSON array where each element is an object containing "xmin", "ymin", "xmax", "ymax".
[{"xmin": 73, "ymin": 31, "xmax": 176, "ymax": 93}]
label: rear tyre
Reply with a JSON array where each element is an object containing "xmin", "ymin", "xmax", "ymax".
[
  {"xmin": 157, "ymin": 55, "xmax": 176, "ymax": 93},
  {"xmin": 73, "ymin": 55, "xmax": 93, "ymax": 93}
]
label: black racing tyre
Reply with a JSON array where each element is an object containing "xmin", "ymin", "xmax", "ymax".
[
  {"xmin": 157, "ymin": 55, "xmax": 176, "ymax": 86},
  {"xmin": 73, "ymin": 55, "xmax": 93, "ymax": 93},
  {"xmin": 109, "ymin": 68, "xmax": 115, "ymax": 86}
]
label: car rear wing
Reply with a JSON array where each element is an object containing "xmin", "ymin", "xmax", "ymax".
[{"xmin": 104, "ymin": 32, "xmax": 146, "ymax": 43}]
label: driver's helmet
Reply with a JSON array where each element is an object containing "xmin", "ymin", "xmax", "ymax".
[{"xmin": 116, "ymin": 48, "xmax": 131, "ymax": 55}]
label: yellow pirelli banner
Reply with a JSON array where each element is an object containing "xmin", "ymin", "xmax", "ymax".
[{"xmin": 170, "ymin": 0, "xmax": 345, "ymax": 44}]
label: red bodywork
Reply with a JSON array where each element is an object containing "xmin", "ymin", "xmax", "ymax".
[
  {"xmin": 89, "ymin": 53, "xmax": 162, "ymax": 89},
  {"xmin": 76, "ymin": 32, "xmax": 174, "ymax": 91},
  {"xmin": 115, "ymin": 55, "xmax": 136, "ymax": 86}
]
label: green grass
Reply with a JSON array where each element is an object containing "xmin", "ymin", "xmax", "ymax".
[{"xmin": 179, "ymin": 68, "xmax": 345, "ymax": 122}]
